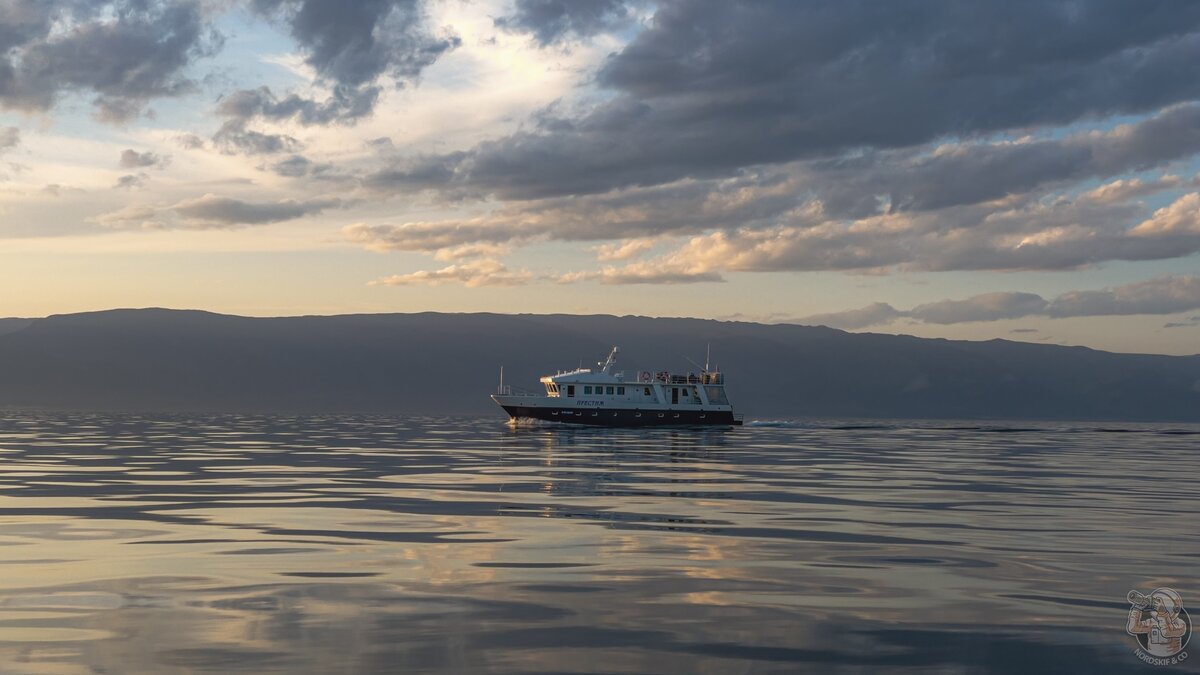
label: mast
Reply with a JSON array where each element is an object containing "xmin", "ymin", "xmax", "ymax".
[{"xmin": 599, "ymin": 346, "xmax": 619, "ymax": 374}]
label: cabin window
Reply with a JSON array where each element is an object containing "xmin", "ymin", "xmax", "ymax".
[
  {"xmin": 644, "ymin": 387, "xmax": 651, "ymax": 396},
  {"xmin": 606, "ymin": 386, "xmax": 614, "ymax": 395},
  {"xmin": 584, "ymin": 386, "xmax": 592, "ymax": 395},
  {"xmin": 567, "ymin": 385, "xmax": 575, "ymax": 397},
  {"xmin": 618, "ymin": 386, "xmax": 625, "ymax": 395}
]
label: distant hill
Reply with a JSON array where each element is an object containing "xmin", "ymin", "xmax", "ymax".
[
  {"xmin": 0, "ymin": 318, "xmax": 33, "ymax": 337},
  {"xmin": 0, "ymin": 308, "xmax": 1197, "ymax": 422}
]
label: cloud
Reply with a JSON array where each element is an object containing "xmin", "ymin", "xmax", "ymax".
[
  {"xmin": 176, "ymin": 133, "xmax": 206, "ymax": 150},
  {"xmin": 97, "ymin": 193, "xmax": 344, "ymax": 229},
  {"xmin": 238, "ymin": 0, "xmax": 460, "ymax": 126},
  {"xmin": 262, "ymin": 154, "xmax": 336, "ymax": 178},
  {"xmin": 798, "ymin": 275, "xmax": 1200, "ymax": 329},
  {"xmin": 365, "ymin": 256, "xmax": 722, "ymax": 288},
  {"xmin": 586, "ymin": 188, "xmax": 1200, "ymax": 277},
  {"xmin": 594, "ymin": 238, "xmax": 656, "ymax": 261},
  {"xmin": 392, "ymin": 1, "xmax": 1200, "ymax": 200},
  {"xmin": 114, "ymin": 173, "xmax": 149, "ymax": 190},
  {"xmin": 252, "ymin": 0, "xmax": 459, "ymax": 87},
  {"xmin": 352, "ymin": 172, "xmax": 815, "ymax": 254},
  {"xmin": 368, "ymin": 259, "xmax": 532, "ymax": 287},
  {"xmin": 354, "ymin": 103, "xmax": 1200, "ymax": 276},
  {"xmin": 1130, "ymin": 192, "xmax": 1200, "ymax": 236},
  {"xmin": 911, "ymin": 293, "xmax": 1050, "ymax": 325},
  {"xmin": 0, "ymin": 1, "xmax": 223, "ymax": 122},
  {"xmin": 1164, "ymin": 316, "xmax": 1200, "ymax": 328},
  {"xmin": 808, "ymin": 103, "xmax": 1200, "ymax": 219},
  {"xmin": 0, "ymin": 127, "xmax": 18, "ymax": 153},
  {"xmin": 213, "ymin": 120, "xmax": 301, "ymax": 155},
  {"xmin": 555, "ymin": 265, "xmax": 724, "ymax": 285},
  {"xmin": 216, "ymin": 83, "xmax": 380, "ymax": 126},
  {"xmin": 1046, "ymin": 275, "xmax": 1200, "ymax": 318},
  {"xmin": 495, "ymin": 0, "xmax": 635, "ymax": 46},
  {"xmin": 794, "ymin": 303, "xmax": 904, "ymax": 331},
  {"xmin": 119, "ymin": 149, "xmax": 168, "ymax": 169}
]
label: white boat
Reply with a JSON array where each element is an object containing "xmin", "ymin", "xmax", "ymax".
[{"xmin": 491, "ymin": 347, "xmax": 743, "ymax": 426}]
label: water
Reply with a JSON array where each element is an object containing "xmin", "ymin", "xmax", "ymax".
[{"xmin": 0, "ymin": 413, "xmax": 1196, "ymax": 674}]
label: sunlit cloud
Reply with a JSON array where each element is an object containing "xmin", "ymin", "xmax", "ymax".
[{"xmin": 798, "ymin": 275, "xmax": 1200, "ymax": 329}]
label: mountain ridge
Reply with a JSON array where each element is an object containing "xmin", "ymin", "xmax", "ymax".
[{"xmin": 1, "ymin": 308, "xmax": 1197, "ymax": 422}]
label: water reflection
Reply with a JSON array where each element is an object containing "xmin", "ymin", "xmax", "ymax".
[{"xmin": 0, "ymin": 413, "xmax": 1196, "ymax": 673}]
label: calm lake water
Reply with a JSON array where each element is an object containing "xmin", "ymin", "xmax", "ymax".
[{"xmin": 0, "ymin": 413, "xmax": 1196, "ymax": 674}]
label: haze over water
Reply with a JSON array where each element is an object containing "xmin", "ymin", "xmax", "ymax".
[{"xmin": 0, "ymin": 413, "xmax": 1196, "ymax": 673}]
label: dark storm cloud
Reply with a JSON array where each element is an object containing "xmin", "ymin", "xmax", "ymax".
[
  {"xmin": 402, "ymin": 0, "xmax": 1200, "ymax": 199},
  {"xmin": 0, "ymin": 1, "xmax": 222, "ymax": 122},
  {"xmin": 495, "ymin": 0, "xmax": 634, "ymax": 46},
  {"xmin": 799, "ymin": 275, "xmax": 1200, "ymax": 328}
]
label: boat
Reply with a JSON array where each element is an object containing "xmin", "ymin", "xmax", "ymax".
[{"xmin": 491, "ymin": 346, "xmax": 743, "ymax": 426}]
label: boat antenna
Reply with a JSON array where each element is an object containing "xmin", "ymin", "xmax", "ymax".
[
  {"xmin": 498, "ymin": 365, "xmax": 504, "ymax": 394},
  {"xmin": 681, "ymin": 353, "xmax": 704, "ymax": 372},
  {"xmin": 705, "ymin": 343, "xmax": 711, "ymax": 372}
]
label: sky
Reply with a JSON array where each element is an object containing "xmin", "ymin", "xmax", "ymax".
[{"xmin": 1, "ymin": 0, "xmax": 1200, "ymax": 355}]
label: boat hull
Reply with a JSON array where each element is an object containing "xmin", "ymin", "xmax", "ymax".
[{"xmin": 500, "ymin": 404, "xmax": 742, "ymax": 427}]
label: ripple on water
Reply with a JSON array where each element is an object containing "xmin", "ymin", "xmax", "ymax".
[{"xmin": 0, "ymin": 412, "xmax": 1194, "ymax": 673}]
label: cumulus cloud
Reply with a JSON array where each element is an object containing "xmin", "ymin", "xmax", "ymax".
[
  {"xmin": 114, "ymin": 173, "xmax": 149, "ymax": 190},
  {"xmin": 97, "ymin": 193, "xmax": 344, "ymax": 229},
  {"xmin": 216, "ymin": 84, "xmax": 380, "ymax": 127},
  {"xmin": 798, "ymin": 275, "xmax": 1200, "ymax": 329},
  {"xmin": 119, "ymin": 149, "xmax": 168, "ymax": 169},
  {"xmin": 0, "ymin": 0, "xmax": 223, "ymax": 122},
  {"xmin": 594, "ymin": 238, "xmax": 657, "ymax": 261},
  {"xmin": 495, "ymin": 0, "xmax": 635, "ymax": 46},
  {"xmin": 227, "ymin": 0, "xmax": 459, "ymax": 130},
  {"xmin": 262, "ymin": 154, "xmax": 336, "ymax": 178},
  {"xmin": 1130, "ymin": 193, "xmax": 1200, "ymax": 236},
  {"xmin": 213, "ymin": 121, "xmax": 300, "ymax": 155},
  {"xmin": 252, "ymin": 0, "xmax": 459, "ymax": 88}
]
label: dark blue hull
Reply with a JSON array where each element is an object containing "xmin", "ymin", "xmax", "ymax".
[{"xmin": 501, "ymin": 405, "xmax": 742, "ymax": 426}]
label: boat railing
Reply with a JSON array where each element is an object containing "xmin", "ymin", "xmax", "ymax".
[
  {"xmin": 496, "ymin": 385, "xmax": 540, "ymax": 397},
  {"xmin": 635, "ymin": 371, "xmax": 724, "ymax": 385}
]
